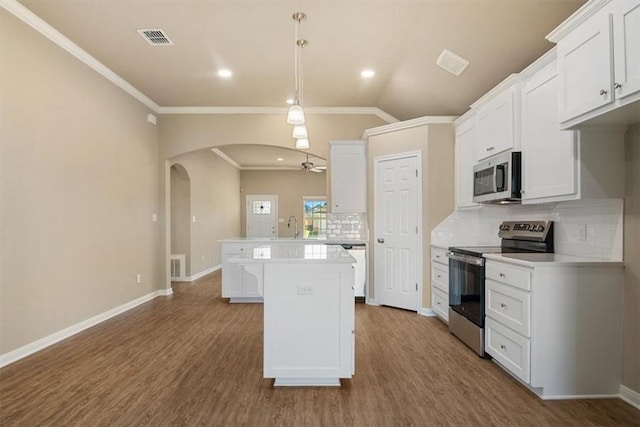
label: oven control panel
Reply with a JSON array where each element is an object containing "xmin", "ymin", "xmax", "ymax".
[{"xmin": 498, "ymin": 220, "xmax": 552, "ymax": 241}]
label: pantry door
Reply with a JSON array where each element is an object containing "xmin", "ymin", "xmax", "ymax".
[
  {"xmin": 246, "ymin": 195, "xmax": 278, "ymax": 238},
  {"xmin": 374, "ymin": 152, "xmax": 421, "ymax": 311}
]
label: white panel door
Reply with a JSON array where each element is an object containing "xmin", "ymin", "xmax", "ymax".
[
  {"xmin": 246, "ymin": 195, "xmax": 278, "ymax": 238},
  {"xmin": 374, "ymin": 154, "xmax": 419, "ymax": 311}
]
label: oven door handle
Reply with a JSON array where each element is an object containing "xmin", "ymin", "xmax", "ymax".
[{"xmin": 446, "ymin": 252, "xmax": 484, "ymax": 266}]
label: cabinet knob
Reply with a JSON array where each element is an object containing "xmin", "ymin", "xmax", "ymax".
[
  {"xmin": 500, "ymin": 303, "xmax": 507, "ymax": 309},
  {"xmin": 499, "ymin": 273, "xmax": 506, "ymax": 278},
  {"xmin": 614, "ymin": 82, "xmax": 622, "ymax": 90},
  {"xmin": 599, "ymin": 89, "xmax": 608, "ymax": 96},
  {"xmin": 500, "ymin": 344, "xmax": 507, "ymax": 351}
]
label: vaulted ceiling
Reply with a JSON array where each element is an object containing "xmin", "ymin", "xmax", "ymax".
[{"xmin": 17, "ymin": 0, "xmax": 586, "ymax": 121}]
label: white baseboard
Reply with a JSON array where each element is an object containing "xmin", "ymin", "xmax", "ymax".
[
  {"xmin": 419, "ymin": 307, "xmax": 436, "ymax": 317},
  {"xmin": 173, "ymin": 264, "xmax": 221, "ymax": 282},
  {"xmin": 620, "ymin": 385, "xmax": 640, "ymax": 410},
  {"xmin": 366, "ymin": 298, "xmax": 379, "ymax": 306},
  {"xmin": 0, "ymin": 289, "xmax": 169, "ymax": 368}
]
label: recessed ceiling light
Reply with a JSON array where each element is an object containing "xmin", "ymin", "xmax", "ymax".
[
  {"xmin": 217, "ymin": 69, "xmax": 232, "ymax": 78},
  {"xmin": 276, "ymin": 157, "xmax": 284, "ymax": 162},
  {"xmin": 286, "ymin": 99, "xmax": 294, "ymax": 105},
  {"xmin": 361, "ymin": 69, "xmax": 375, "ymax": 78}
]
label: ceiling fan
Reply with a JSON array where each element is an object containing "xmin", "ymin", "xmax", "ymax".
[{"xmin": 301, "ymin": 153, "xmax": 326, "ymax": 173}]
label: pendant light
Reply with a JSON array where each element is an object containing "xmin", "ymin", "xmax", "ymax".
[
  {"xmin": 292, "ymin": 124, "xmax": 308, "ymax": 139},
  {"xmin": 295, "ymin": 138, "xmax": 310, "ymax": 150},
  {"xmin": 287, "ymin": 12, "xmax": 307, "ymax": 127}
]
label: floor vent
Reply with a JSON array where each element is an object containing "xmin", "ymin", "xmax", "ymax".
[
  {"xmin": 170, "ymin": 255, "xmax": 186, "ymax": 280},
  {"xmin": 137, "ymin": 29, "xmax": 174, "ymax": 45}
]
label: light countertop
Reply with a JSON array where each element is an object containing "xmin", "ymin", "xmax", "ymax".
[
  {"xmin": 485, "ymin": 253, "xmax": 624, "ymax": 268},
  {"xmin": 227, "ymin": 243, "xmax": 356, "ymax": 264},
  {"xmin": 220, "ymin": 237, "xmax": 368, "ymax": 245}
]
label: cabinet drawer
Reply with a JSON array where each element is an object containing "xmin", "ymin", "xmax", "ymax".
[
  {"xmin": 431, "ymin": 262, "xmax": 449, "ymax": 293},
  {"xmin": 485, "ymin": 318, "xmax": 530, "ymax": 383},
  {"xmin": 486, "ymin": 280, "xmax": 531, "ymax": 337},
  {"xmin": 486, "ymin": 261, "xmax": 531, "ymax": 291},
  {"xmin": 431, "ymin": 247, "xmax": 448, "ymax": 265},
  {"xmin": 431, "ymin": 288, "xmax": 449, "ymax": 322}
]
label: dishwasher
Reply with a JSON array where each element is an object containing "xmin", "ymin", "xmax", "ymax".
[{"xmin": 325, "ymin": 243, "xmax": 366, "ymax": 298}]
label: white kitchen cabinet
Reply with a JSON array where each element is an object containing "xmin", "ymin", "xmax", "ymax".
[
  {"xmin": 430, "ymin": 246, "xmax": 449, "ymax": 322},
  {"xmin": 484, "ymin": 257, "xmax": 623, "ymax": 398},
  {"xmin": 221, "ymin": 242, "xmax": 263, "ymax": 302},
  {"xmin": 549, "ymin": 0, "xmax": 640, "ymax": 128},
  {"xmin": 454, "ymin": 114, "xmax": 479, "ymax": 209},
  {"xmin": 330, "ymin": 141, "xmax": 366, "ymax": 213},
  {"xmin": 474, "ymin": 79, "xmax": 520, "ymax": 161},
  {"xmin": 520, "ymin": 57, "xmax": 626, "ymax": 204}
]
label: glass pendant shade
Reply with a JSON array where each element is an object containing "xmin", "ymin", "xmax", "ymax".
[
  {"xmin": 295, "ymin": 138, "xmax": 310, "ymax": 149},
  {"xmin": 287, "ymin": 104, "xmax": 305, "ymax": 124},
  {"xmin": 292, "ymin": 124, "xmax": 308, "ymax": 139}
]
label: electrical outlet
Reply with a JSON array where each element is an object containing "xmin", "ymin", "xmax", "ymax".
[
  {"xmin": 297, "ymin": 285, "xmax": 314, "ymax": 295},
  {"xmin": 578, "ymin": 224, "xmax": 587, "ymax": 241},
  {"xmin": 136, "ymin": 274, "xmax": 141, "ymax": 284}
]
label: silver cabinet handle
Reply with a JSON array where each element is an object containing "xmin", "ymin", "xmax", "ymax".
[
  {"xmin": 377, "ymin": 238, "xmax": 385, "ymax": 243},
  {"xmin": 600, "ymin": 89, "xmax": 608, "ymax": 96},
  {"xmin": 614, "ymin": 82, "xmax": 622, "ymax": 89}
]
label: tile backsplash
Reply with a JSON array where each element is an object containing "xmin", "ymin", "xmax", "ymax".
[
  {"xmin": 326, "ymin": 213, "xmax": 368, "ymax": 240},
  {"xmin": 431, "ymin": 199, "xmax": 624, "ymax": 261}
]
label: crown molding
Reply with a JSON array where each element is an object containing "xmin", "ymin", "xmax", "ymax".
[
  {"xmin": 362, "ymin": 116, "xmax": 458, "ymax": 138},
  {"xmin": 546, "ymin": 0, "xmax": 612, "ymax": 42},
  {"xmin": 159, "ymin": 106, "xmax": 398, "ymax": 123},
  {"xmin": 3, "ymin": 0, "xmax": 399, "ymax": 123},
  {"xmin": 0, "ymin": 0, "xmax": 161, "ymax": 112}
]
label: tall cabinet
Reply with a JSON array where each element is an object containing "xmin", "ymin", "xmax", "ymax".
[{"xmin": 330, "ymin": 141, "xmax": 366, "ymax": 213}]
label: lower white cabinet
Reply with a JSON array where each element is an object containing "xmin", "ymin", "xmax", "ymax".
[
  {"xmin": 484, "ymin": 258, "xmax": 623, "ymax": 398},
  {"xmin": 430, "ymin": 246, "xmax": 449, "ymax": 322}
]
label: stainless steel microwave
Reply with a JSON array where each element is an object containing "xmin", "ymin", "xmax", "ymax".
[{"xmin": 472, "ymin": 151, "xmax": 521, "ymax": 204}]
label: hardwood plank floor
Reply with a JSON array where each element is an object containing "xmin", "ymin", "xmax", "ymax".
[{"xmin": 1, "ymin": 270, "xmax": 638, "ymax": 426}]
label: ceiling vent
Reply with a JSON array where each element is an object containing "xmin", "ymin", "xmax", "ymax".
[
  {"xmin": 436, "ymin": 49, "xmax": 469, "ymax": 76},
  {"xmin": 137, "ymin": 29, "xmax": 173, "ymax": 45}
]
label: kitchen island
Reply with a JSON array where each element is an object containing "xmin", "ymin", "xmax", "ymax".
[{"xmin": 229, "ymin": 243, "xmax": 356, "ymax": 386}]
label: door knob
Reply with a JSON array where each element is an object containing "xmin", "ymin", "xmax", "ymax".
[{"xmin": 377, "ymin": 238, "xmax": 385, "ymax": 243}]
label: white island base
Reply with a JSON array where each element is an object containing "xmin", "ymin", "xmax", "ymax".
[{"xmin": 231, "ymin": 244, "xmax": 355, "ymax": 387}]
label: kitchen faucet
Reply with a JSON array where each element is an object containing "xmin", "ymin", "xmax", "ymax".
[{"xmin": 287, "ymin": 216, "xmax": 300, "ymax": 239}]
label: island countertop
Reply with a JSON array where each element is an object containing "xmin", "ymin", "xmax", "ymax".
[{"xmin": 227, "ymin": 243, "xmax": 356, "ymax": 264}]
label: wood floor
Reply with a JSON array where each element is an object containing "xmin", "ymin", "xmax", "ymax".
[{"xmin": 1, "ymin": 271, "xmax": 638, "ymax": 426}]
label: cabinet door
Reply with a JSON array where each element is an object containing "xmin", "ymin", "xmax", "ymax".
[
  {"xmin": 557, "ymin": 11, "xmax": 613, "ymax": 123},
  {"xmin": 221, "ymin": 244, "xmax": 245, "ymax": 298},
  {"xmin": 613, "ymin": 0, "xmax": 640, "ymax": 101},
  {"xmin": 331, "ymin": 142, "xmax": 366, "ymax": 212},
  {"xmin": 475, "ymin": 88, "xmax": 516, "ymax": 161},
  {"xmin": 455, "ymin": 121, "xmax": 479, "ymax": 208},
  {"xmin": 521, "ymin": 62, "xmax": 577, "ymax": 202}
]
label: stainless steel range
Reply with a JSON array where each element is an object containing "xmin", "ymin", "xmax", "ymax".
[{"xmin": 447, "ymin": 220, "xmax": 554, "ymax": 357}]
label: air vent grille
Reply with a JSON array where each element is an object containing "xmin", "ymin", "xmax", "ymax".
[
  {"xmin": 436, "ymin": 49, "xmax": 469, "ymax": 76},
  {"xmin": 137, "ymin": 29, "xmax": 174, "ymax": 45},
  {"xmin": 170, "ymin": 254, "xmax": 186, "ymax": 280}
]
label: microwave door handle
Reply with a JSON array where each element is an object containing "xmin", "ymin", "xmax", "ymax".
[{"xmin": 496, "ymin": 165, "xmax": 506, "ymax": 192}]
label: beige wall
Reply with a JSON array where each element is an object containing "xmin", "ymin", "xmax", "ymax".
[
  {"xmin": 0, "ymin": 10, "xmax": 162, "ymax": 353},
  {"xmin": 623, "ymin": 122, "xmax": 640, "ymax": 394},
  {"xmin": 240, "ymin": 170, "xmax": 327, "ymax": 238},
  {"xmin": 170, "ymin": 150, "xmax": 241, "ymax": 276},
  {"xmin": 366, "ymin": 123, "xmax": 455, "ymax": 308},
  {"xmin": 170, "ymin": 165, "xmax": 191, "ymax": 275}
]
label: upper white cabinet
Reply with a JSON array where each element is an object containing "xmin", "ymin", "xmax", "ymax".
[
  {"xmin": 473, "ymin": 77, "xmax": 521, "ymax": 161},
  {"xmin": 454, "ymin": 114, "xmax": 479, "ymax": 209},
  {"xmin": 521, "ymin": 55, "xmax": 626, "ymax": 204},
  {"xmin": 330, "ymin": 141, "xmax": 366, "ymax": 213},
  {"xmin": 548, "ymin": 0, "xmax": 640, "ymax": 128}
]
